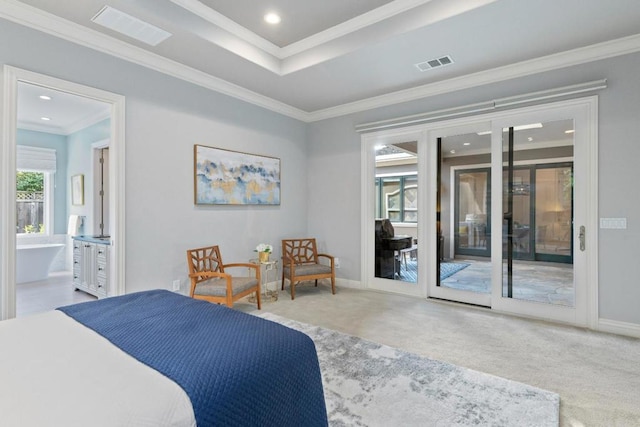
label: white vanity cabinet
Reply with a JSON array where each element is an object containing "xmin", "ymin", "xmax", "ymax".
[{"xmin": 72, "ymin": 237, "xmax": 110, "ymax": 298}]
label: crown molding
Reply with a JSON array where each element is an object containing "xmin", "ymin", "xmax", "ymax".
[
  {"xmin": 18, "ymin": 108, "xmax": 109, "ymax": 136},
  {"xmin": 170, "ymin": 0, "xmax": 433, "ymax": 60},
  {"xmin": 0, "ymin": 0, "xmax": 307, "ymax": 121},
  {"xmin": 169, "ymin": 0, "xmax": 281, "ymax": 57},
  {"xmin": 2, "ymin": 1, "xmax": 640, "ymax": 124},
  {"xmin": 279, "ymin": 0, "xmax": 433, "ymax": 58},
  {"xmin": 65, "ymin": 109, "xmax": 111, "ymax": 135},
  {"xmin": 308, "ymin": 33, "xmax": 640, "ymax": 122}
]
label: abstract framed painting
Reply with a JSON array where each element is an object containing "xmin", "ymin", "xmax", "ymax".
[{"xmin": 194, "ymin": 144, "xmax": 281, "ymax": 205}]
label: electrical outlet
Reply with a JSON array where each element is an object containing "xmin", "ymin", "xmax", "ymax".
[
  {"xmin": 172, "ymin": 279, "xmax": 181, "ymax": 291},
  {"xmin": 335, "ymin": 257, "xmax": 340, "ymax": 268}
]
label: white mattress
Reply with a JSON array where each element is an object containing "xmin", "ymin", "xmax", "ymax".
[{"xmin": 0, "ymin": 310, "xmax": 196, "ymax": 427}]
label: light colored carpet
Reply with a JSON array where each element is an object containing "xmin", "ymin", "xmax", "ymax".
[{"xmin": 260, "ymin": 312, "xmax": 559, "ymax": 426}]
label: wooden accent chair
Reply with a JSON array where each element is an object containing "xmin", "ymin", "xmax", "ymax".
[
  {"xmin": 281, "ymin": 238, "xmax": 335, "ymax": 300},
  {"xmin": 186, "ymin": 245, "xmax": 261, "ymax": 309}
]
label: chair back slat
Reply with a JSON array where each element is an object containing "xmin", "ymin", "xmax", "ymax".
[
  {"xmin": 187, "ymin": 245, "xmax": 224, "ymax": 283},
  {"xmin": 282, "ymin": 238, "xmax": 318, "ymax": 264}
]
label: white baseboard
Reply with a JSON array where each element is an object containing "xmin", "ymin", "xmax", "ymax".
[
  {"xmin": 336, "ymin": 278, "xmax": 364, "ymax": 289},
  {"xmin": 597, "ymin": 318, "xmax": 640, "ymax": 339}
]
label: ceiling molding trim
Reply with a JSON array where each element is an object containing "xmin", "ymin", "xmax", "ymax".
[
  {"xmin": 0, "ymin": 0, "xmax": 307, "ymax": 121},
  {"xmin": 169, "ymin": 0, "xmax": 281, "ymax": 56},
  {"xmin": 17, "ymin": 123, "xmax": 67, "ymax": 135},
  {"xmin": 309, "ymin": 33, "xmax": 640, "ymax": 122},
  {"xmin": 355, "ymin": 79, "xmax": 607, "ymax": 133},
  {"xmin": 3, "ymin": 1, "xmax": 640, "ymax": 124},
  {"xmin": 65, "ymin": 109, "xmax": 111, "ymax": 135},
  {"xmin": 170, "ymin": 0, "xmax": 433, "ymax": 60},
  {"xmin": 279, "ymin": 0, "xmax": 434, "ymax": 58}
]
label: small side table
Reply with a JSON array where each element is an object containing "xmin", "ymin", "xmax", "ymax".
[{"xmin": 248, "ymin": 259, "xmax": 279, "ymax": 302}]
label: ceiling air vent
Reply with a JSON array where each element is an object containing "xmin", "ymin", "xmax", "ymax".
[
  {"xmin": 415, "ymin": 55, "xmax": 454, "ymax": 72},
  {"xmin": 91, "ymin": 6, "xmax": 172, "ymax": 46}
]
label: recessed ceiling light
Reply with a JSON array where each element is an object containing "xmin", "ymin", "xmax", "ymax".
[
  {"xmin": 41, "ymin": 117, "xmax": 51, "ymax": 121},
  {"xmin": 450, "ymin": 149, "xmax": 456, "ymax": 154},
  {"xmin": 565, "ymin": 129, "xmax": 575, "ymax": 134},
  {"xmin": 39, "ymin": 95, "xmax": 51, "ymax": 100},
  {"xmin": 264, "ymin": 13, "xmax": 281, "ymax": 24},
  {"xmin": 528, "ymin": 137, "xmax": 533, "ymax": 142},
  {"xmin": 463, "ymin": 142, "xmax": 471, "ymax": 146}
]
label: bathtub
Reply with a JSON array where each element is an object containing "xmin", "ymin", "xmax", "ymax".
[{"xmin": 16, "ymin": 244, "xmax": 65, "ymax": 284}]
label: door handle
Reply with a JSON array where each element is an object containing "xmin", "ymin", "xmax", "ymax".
[{"xmin": 579, "ymin": 226, "xmax": 586, "ymax": 251}]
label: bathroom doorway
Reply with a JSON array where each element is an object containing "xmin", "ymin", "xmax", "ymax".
[{"xmin": 1, "ymin": 66, "xmax": 126, "ymax": 319}]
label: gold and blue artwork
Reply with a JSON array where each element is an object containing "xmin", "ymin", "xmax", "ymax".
[{"xmin": 194, "ymin": 144, "xmax": 280, "ymax": 205}]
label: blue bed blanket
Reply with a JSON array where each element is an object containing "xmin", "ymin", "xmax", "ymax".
[{"xmin": 58, "ymin": 290, "xmax": 328, "ymax": 427}]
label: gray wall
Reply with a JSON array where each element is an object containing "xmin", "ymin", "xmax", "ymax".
[
  {"xmin": 307, "ymin": 52, "xmax": 640, "ymax": 325},
  {"xmin": 67, "ymin": 118, "xmax": 110, "ymax": 236},
  {"xmin": 1, "ymin": 19, "xmax": 308, "ymax": 294}
]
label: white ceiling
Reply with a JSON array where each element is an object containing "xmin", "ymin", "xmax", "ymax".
[
  {"xmin": 17, "ymin": 82, "xmax": 110, "ymax": 135},
  {"xmin": 6, "ymin": 0, "xmax": 640, "ymax": 126}
]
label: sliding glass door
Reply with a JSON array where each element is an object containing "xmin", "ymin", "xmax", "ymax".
[
  {"xmin": 365, "ymin": 129, "xmax": 423, "ymax": 296},
  {"xmin": 501, "ymin": 120, "xmax": 575, "ymax": 307},
  {"xmin": 429, "ymin": 124, "xmax": 493, "ymax": 307},
  {"xmin": 425, "ymin": 99, "xmax": 594, "ymax": 325},
  {"xmin": 362, "ymin": 97, "xmax": 596, "ymax": 327}
]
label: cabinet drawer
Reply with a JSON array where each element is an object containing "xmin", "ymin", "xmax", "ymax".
[
  {"xmin": 96, "ymin": 261, "xmax": 108, "ymax": 277},
  {"xmin": 96, "ymin": 276, "xmax": 108, "ymax": 296},
  {"xmin": 96, "ymin": 245, "xmax": 108, "ymax": 261}
]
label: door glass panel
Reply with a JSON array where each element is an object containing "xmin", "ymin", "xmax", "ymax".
[
  {"xmin": 502, "ymin": 167, "xmax": 532, "ymax": 259},
  {"xmin": 439, "ymin": 132, "xmax": 491, "ymax": 293},
  {"xmin": 374, "ymin": 143, "xmax": 417, "ymax": 283},
  {"xmin": 502, "ymin": 120, "xmax": 574, "ymax": 307}
]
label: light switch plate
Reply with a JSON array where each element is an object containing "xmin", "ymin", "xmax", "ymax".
[{"xmin": 599, "ymin": 218, "xmax": 627, "ymax": 229}]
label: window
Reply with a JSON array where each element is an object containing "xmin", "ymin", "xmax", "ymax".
[
  {"xmin": 16, "ymin": 146, "xmax": 56, "ymax": 236},
  {"xmin": 375, "ymin": 175, "xmax": 417, "ymax": 223}
]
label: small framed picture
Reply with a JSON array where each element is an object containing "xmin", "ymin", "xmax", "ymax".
[{"xmin": 71, "ymin": 174, "xmax": 84, "ymax": 206}]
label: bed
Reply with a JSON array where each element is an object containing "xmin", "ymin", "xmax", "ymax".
[{"xmin": 0, "ymin": 290, "xmax": 328, "ymax": 427}]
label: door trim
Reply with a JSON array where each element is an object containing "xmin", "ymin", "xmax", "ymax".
[{"xmin": 1, "ymin": 66, "xmax": 126, "ymax": 319}]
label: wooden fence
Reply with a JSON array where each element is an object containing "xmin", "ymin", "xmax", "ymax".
[{"xmin": 16, "ymin": 191, "xmax": 44, "ymax": 233}]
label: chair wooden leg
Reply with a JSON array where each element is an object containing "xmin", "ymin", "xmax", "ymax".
[
  {"xmin": 315, "ymin": 279, "xmax": 318, "ymax": 287},
  {"xmin": 291, "ymin": 282, "xmax": 295, "ymax": 300},
  {"xmin": 331, "ymin": 276, "xmax": 336, "ymax": 295},
  {"xmin": 281, "ymin": 274, "xmax": 285, "ymax": 290},
  {"xmin": 256, "ymin": 289, "xmax": 261, "ymax": 310}
]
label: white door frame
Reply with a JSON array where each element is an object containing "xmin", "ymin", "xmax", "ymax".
[
  {"xmin": 1, "ymin": 66, "xmax": 126, "ymax": 319},
  {"xmin": 361, "ymin": 96, "xmax": 598, "ymax": 328},
  {"xmin": 361, "ymin": 126, "xmax": 427, "ymax": 297},
  {"xmin": 488, "ymin": 97, "xmax": 598, "ymax": 327}
]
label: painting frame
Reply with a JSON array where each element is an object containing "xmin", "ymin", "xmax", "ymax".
[
  {"xmin": 194, "ymin": 144, "xmax": 281, "ymax": 205},
  {"xmin": 71, "ymin": 174, "xmax": 84, "ymax": 206}
]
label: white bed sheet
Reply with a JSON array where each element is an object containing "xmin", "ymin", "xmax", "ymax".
[{"xmin": 0, "ymin": 310, "xmax": 196, "ymax": 427}]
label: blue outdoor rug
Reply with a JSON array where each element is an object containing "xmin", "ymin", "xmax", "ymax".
[{"xmin": 441, "ymin": 262, "xmax": 470, "ymax": 280}]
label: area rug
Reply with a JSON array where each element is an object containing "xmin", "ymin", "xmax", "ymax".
[
  {"xmin": 260, "ymin": 313, "xmax": 559, "ymax": 427},
  {"xmin": 440, "ymin": 262, "xmax": 470, "ymax": 280}
]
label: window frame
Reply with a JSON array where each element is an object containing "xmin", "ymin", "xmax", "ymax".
[
  {"xmin": 375, "ymin": 173, "xmax": 418, "ymax": 224},
  {"xmin": 16, "ymin": 168, "xmax": 54, "ymax": 237}
]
